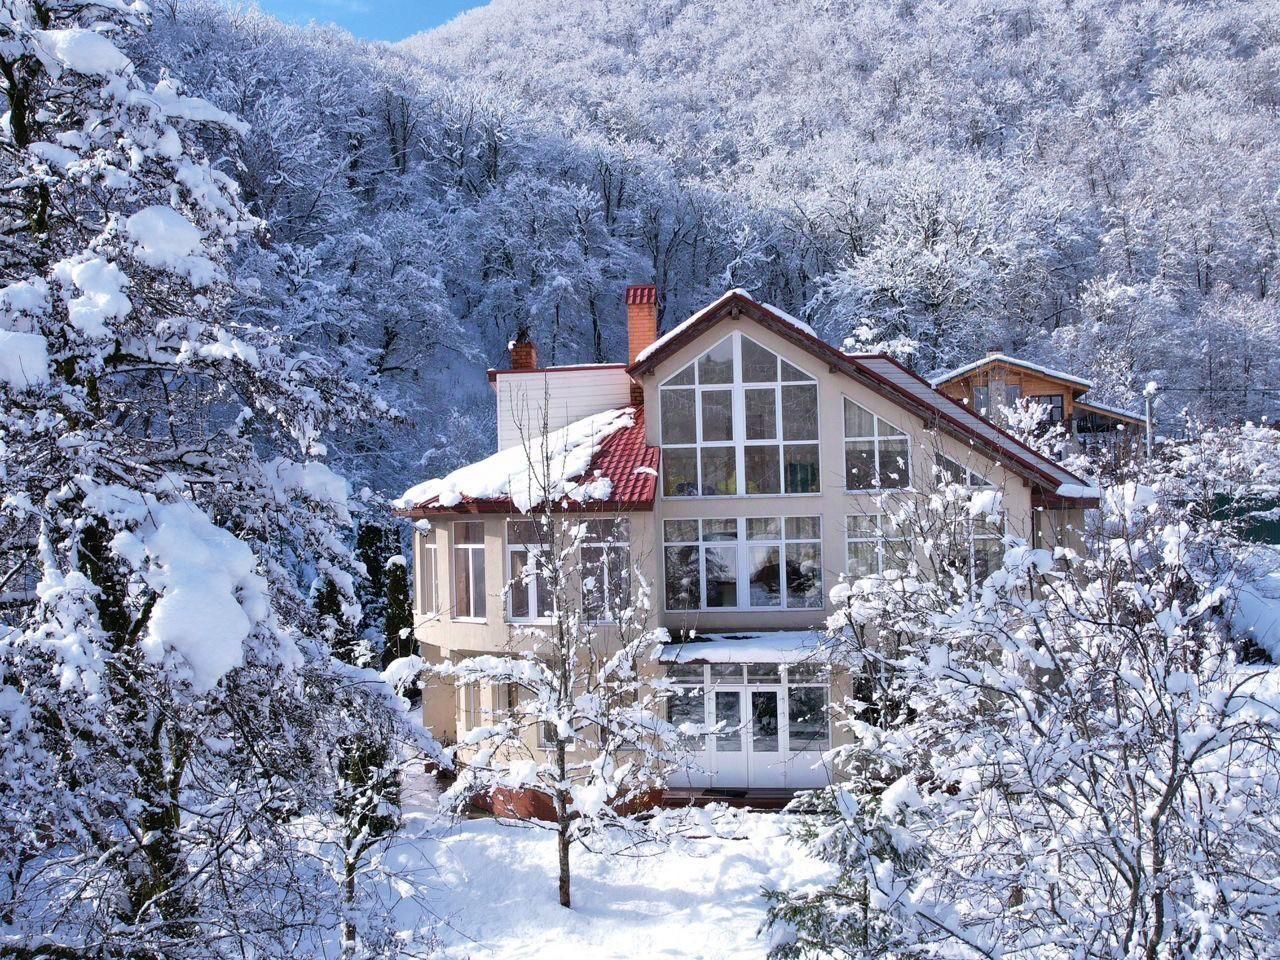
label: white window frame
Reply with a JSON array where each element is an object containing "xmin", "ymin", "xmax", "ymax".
[
  {"xmin": 451, "ymin": 521, "xmax": 487, "ymax": 622},
  {"xmin": 846, "ymin": 514, "xmax": 888, "ymax": 578},
  {"xmin": 843, "ymin": 396, "xmax": 912, "ymax": 493},
  {"xmin": 505, "ymin": 519, "xmax": 555, "ymax": 624},
  {"xmin": 662, "ymin": 516, "xmax": 824, "ymax": 612},
  {"xmin": 580, "ymin": 518, "xmax": 631, "ymax": 622},
  {"xmin": 415, "ymin": 531, "xmax": 438, "ymax": 615},
  {"xmin": 658, "ymin": 333, "xmax": 821, "ymax": 499},
  {"xmin": 967, "ymin": 516, "xmax": 1004, "ymax": 586},
  {"xmin": 457, "ymin": 682, "xmax": 481, "ymax": 735},
  {"xmin": 933, "ymin": 452, "xmax": 993, "ymax": 488},
  {"xmin": 661, "ymin": 662, "xmax": 832, "ymax": 754}
]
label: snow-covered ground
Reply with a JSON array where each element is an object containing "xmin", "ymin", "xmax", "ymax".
[{"xmin": 386, "ymin": 767, "xmax": 828, "ymax": 958}]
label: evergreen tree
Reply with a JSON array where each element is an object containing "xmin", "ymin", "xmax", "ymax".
[{"xmin": 383, "ymin": 554, "xmax": 414, "ymax": 668}]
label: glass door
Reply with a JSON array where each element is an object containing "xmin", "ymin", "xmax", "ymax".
[
  {"xmin": 748, "ymin": 689, "xmax": 786, "ymax": 787},
  {"xmin": 711, "ymin": 689, "xmax": 749, "ymax": 785}
]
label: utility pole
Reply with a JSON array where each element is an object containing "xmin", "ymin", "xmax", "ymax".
[{"xmin": 1143, "ymin": 382, "xmax": 1157, "ymax": 459}]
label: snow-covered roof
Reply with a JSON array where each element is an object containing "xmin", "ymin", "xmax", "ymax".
[
  {"xmin": 929, "ymin": 354, "xmax": 1093, "ymax": 391},
  {"xmin": 633, "ymin": 288, "xmax": 814, "ymax": 366},
  {"xmin": 657, "ymin": 631, "xmax": 827, "ymax": 664},
  {"xmin": 395, "ymin": 407, "xmax": 657, "ymax": 514},
  {"xmin": 1075, "ymin": 397, "xmax": 1143, "ymax": 422},
  {"xmin": 854, "ymin": 355, "xmax": 1090, "ymax": 496}
]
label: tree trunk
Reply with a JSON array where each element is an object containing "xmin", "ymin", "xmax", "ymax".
[{"xmin": 557, "ymin": 816, "xmax": 572, "ymax": 908}]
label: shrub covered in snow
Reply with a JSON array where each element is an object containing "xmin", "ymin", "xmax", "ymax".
[{"xmin": 767, "ymin": 452, "xmax": 1280, "ymax": 958}]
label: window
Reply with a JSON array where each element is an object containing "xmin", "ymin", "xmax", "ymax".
[
  {"xmin": 847, "ymin": 514, "xmax": 912, "ymax": 577},
  {"xmin": 787, "ymin": 665, "xmax": 830, "ymax": 752},
  {"xmin": 844, "ymin": 398, "xmax": 910, "ymax": 491},
  {"xmin": 1030, "ymin": 394, "xmax": 1065, "ymax": 423},
  {"xmin": 458, "ymin": 683, "xmax": 481, "ymax": 734},
  {"xmin": 580, "ymin": 518, "xmax": 631, "ymax": 621},
  {"xmin": 663, "ymin": 517, "xmax": 823, "ymax": 611},
  {"xmin": 415, "ymin": 532, "xmax": 437, "ymax": 614},
  {"xmin": 933, "ymin": 453, "xmax": 993, "ymax": 488},
  {"xmin": 970, "ymin": 517, "xmax": 1004, "ymax": 583},
  {"xmin": 1005, "ymin": 384, "xmax": 1022, "ymax": 405},
  {"xmin": 660, "ymin": 333, "xmax": 819, "ymax": 498},
  {"xmin": 972, "ymin": 385, "xmax": 991, "ymax": 415},
  {"xmin": 452, "ymin": 521, "xmax": 486, "ymax": 620},
  {"xmin": 506, "ymin": 520, "xmax": 553, "ymax": 622}
]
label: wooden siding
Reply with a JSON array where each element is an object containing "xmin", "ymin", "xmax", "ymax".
[{"xmin": 937, "ymin": 359, "xmax": 1089, "ymax": 423}]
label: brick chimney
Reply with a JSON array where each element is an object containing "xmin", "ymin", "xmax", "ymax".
[
  {"xmin": 510, "ymin": 324, "xmax": 538, "ymax": 371},
  {"xmin": 625, "ymin": 284, "xmax": 658, "ymax": 406}
]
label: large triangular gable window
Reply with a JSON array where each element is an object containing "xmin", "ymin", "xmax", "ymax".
[{"xmin": 659, "ymin": 333, "xmax": 819, "ymax": 498}]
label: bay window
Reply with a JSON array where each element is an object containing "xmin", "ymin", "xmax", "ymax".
[
  {"xmin": 660, "ymin": 333, "xmax": 819, "ymax": 498},
  {"xmin": 452, "ymin": 521, "xmax": 486, "ymax": 620},
  {"xmin": 663, "ymin": 516, "xmax": 823, "ymax": 611},
  {"xmin": 844, "ymin": 398, "xmax": 910, "ymax": 491}
]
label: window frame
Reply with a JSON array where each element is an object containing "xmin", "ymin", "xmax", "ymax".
[
  {"xmin": 451, "ymin": 521, "xmax": 487, "ymax": 622},
  {"xmin": 415, "ymin": 531, "xmax": 438, "ymax": 615},
  {"xmin": 658, "ymin": 332, "xmax": 821, "ymax": 500},
  {"xmin": 967, "ymin": 516, "xmax": 1005, "ymax": 585},
  {"xmin": 662, "ymin": 516, "xmax": 825, "ymax": 613},
  {"xmin": 579, "ymin": 518, "xmax": 632, "ymax": 623},
  {"xmin": 933, "ymin": 452, "xmax": 994, "ymax": 489},
  {"xmin": 1030, "ymin": 393, "xmax": 1065, "ymax": 423},
  {"xmin": 504, "ymin": 519, "xmax": 555, "ymax": 624},
  {"xmin": 843, "ymin": 396, "xmax": 912, "ymax": 493},
  {"xmin": 846, "ymin": 514, "xmax": 889, "ymax": 578}
]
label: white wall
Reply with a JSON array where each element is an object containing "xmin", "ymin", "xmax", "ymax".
[{"xmin": 495, "ymin": 366, "xmax": 633, "ymax": 451}]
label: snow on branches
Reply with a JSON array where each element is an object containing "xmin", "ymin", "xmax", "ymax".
[
  {"xmin": 0, "ymin": 4, "xmax": 434, "ymax": 956},
  {"xmin": 767, "ymin": 453, "xmax": 1280, "ymax": 959}
]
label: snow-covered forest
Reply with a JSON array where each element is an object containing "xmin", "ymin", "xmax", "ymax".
[
  {"xmin": 136, "ymin": 0, "xmax": 1280, "ymax": 488},
  {"xmin": 5, "ymin": 0, "xmax": 1280, "ymax": 957}
]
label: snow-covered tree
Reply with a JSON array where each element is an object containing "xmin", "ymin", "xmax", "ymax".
[
  {"xmin": 767, "ymin": 470, "xmax": 1280, "ymax": 957},
  {"xmin": 0, "ymin": 5, "xmax": 436, "ymax": 955},
  {"xmin": 433, "ymin": 417, "xmax": 680, "ymax": 909}
]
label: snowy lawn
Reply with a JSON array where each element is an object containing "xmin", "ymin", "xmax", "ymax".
[{"xmin": 385, "ymin": 779, "xmax": 828, "ymax": 958}]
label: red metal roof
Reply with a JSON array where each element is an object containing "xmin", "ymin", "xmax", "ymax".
[{"xmin": 401, "ymin": 409, "xmax": 658, "ymax": 516}]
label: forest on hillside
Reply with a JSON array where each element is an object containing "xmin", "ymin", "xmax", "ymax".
[
  {"xmin": 6, "ymin": 2, "xmax": 1280, "ymax": 957},
  {"xmin": 135, "ymin": 0, "xmax": 1280, "ymax": 490}
]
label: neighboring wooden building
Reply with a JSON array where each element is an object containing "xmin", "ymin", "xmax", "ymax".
[{"xmin": 931, "ymin": 353, "xmax": 1144, "ymax": 460}]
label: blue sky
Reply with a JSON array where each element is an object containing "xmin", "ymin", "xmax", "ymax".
[{"xmin": 253, "ymin": 0, "xmax": 484, "ymax": 41}]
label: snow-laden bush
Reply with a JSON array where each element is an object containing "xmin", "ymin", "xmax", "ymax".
[{"xmin": 766, "ymin": 462, "xmax": 1280, "ymax": 958}]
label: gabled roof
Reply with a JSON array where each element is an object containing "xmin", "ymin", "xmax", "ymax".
[
  {"xmin": 632, "ymin": 288, "xmax": 815, "ymax": 366},
  {"xmin": 930, "ymin": 353, "xmax": 1093, "ymax": 393},
  {"xmin": 628, "ymin": 290, "xmax": 1096, "ymax": 505},
  {"xmin": 396, "ymin": 408, "xmax": 658, "ymax": 516}
]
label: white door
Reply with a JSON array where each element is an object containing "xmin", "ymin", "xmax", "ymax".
[
  {"xmin": 710, "ymin": 688, "xmax": 749, "ymax": 785},
  {"xmin": 747, "ymin": 688, "xmax": 787, "ymax": 787}
]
